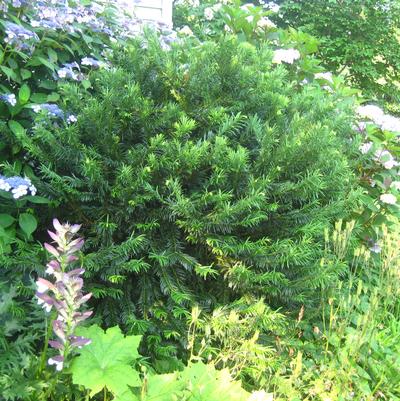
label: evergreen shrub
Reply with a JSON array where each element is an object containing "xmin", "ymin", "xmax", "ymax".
[{"xmin": 18, "ymin": 34, "xmax": 360, "ymax": 356}]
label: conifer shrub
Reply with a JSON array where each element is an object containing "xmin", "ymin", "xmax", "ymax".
[{"xmin": 17, "ymin": 34, "xmax": 360, "ymax": 356}]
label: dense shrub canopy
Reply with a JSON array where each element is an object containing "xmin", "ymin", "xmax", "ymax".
[{"xmin": 13, "ymin": 35, "xmax": 360, "ymax": 345}]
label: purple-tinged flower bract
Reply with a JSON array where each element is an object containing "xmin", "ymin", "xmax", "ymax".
[{"xmin": 36, "ymin": 219, "xmax": 92, "ymax": 371}]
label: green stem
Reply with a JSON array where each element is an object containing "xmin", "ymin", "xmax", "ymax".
[{"xmin": 38, "ymin": 312, "xmax": 55, "ymax": 377}]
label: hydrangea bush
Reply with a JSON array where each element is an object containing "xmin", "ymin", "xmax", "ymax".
[{"xmin": 355, "ymin": 104, "xmax": 400, "ymax": 241}]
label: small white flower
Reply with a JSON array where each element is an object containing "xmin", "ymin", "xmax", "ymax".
[
  {"xmin": 245, "ymin": 15, "xmax": 254, "ymax": 23},
  {"xmin": 204, "ymin": 7, "xmax": 214, "ymax": 20},
  {"xmin": 57, "ymin": 69, "xmax": 67, "ymax": 78},
  {"xmin": 224, "ymin": 24, "xmax": 233, "ymax": 33},
  {"xmin": 8, "ymin": 94, "xmax": 16, "ymax": 106},
  {"xmin": 48, "ymin": 357, "xmax": 63, "ymax": 371},
  {"xmin": 369, "ymin": 243, "xmax": 381, "ymax": 254},
  {"xmin": 36, "ymin": 280, "xmax": 49, "ymax": 293},
  {"xmin": 272, "ymin": 49, "xmax": 300, "ymax": 64},
  {"xmin": 0, "ymin": 179, "xmax": 11, "ymax": 191},
  {"xmin": 390, "ymin": 181, "xmax": 400, "ymax": 190},
  {"xmin": 380, "ymin": 193, "xmax": 397, "ymax": 205},
  {"xmin": 374, "ymin": 149, "xmax": 399, "ymax": 169},
  {"xmin": 29, "ymin": 185, "xmax": 37, "ymax": 196},
  {"xmin": 37, "ymin": 297, "xmax": 52, "ymax": 312},
  {"xmin": 32, "ymin": 104, "xmax": 42, "ymax": 113},
  {"xmin": 67, "ymin": 115, "xmax": 77, "ymax": 124},
  {"xmin": 45, "ymin": 265, "xmax": 55, "ymax": 274},
  {"xmin": 359, "ymin": 141, "xmax": 373, "ymax": 154}
]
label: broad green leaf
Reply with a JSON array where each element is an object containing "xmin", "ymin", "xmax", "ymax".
[
  {"xmin": 18, "ymin": 84, "xmax": 31, "ymax": 104},
  {"xmin": 82, "ymin": 79, "xmax": 92, "ymax": 90},
  {"xmin": 144, "ymin": 373, "xmax": 182, "ymax": 401},
  {"xmin": 38, "ymin": 79, "xmax": 57, "ymax": 90},
  {"xmin": 0, "ymin": 214, "xmax": 15, "ymax": 228},
  {"xmin": 18, "ymin": 213, "xmax": 37, "ymax": 236},
  {"xmin": 8, "ymin": 120, "xmax": 25, "ymax": 136},
  {"xmin": 71, "ymin": 325, "xmax": 142, "ymax": 398},
  {"xmin": 143, "ymin": 362, "xmax": 250, "ymax": 401},
  {"xmin": 0, "ymin": 65, "xmax": 19, "ymax": 82},
  {"xmin": 24, "ymin": 195, "xmax": 51, "ymax": 204},
  {"xmin": 37, "ymin": 57, "xmax": 56, "ymax": 71},
  {"xmin": 20, "ymin": 69, "xmax": 32, "ymax": 80},
  {"xmin": 30, "ymin": 93, "xmax": 48, "ymax": 103},
  {"xmin": 47, "ymin": 48, "xmax": 58, "ymax": 62},
  {"xmin": 47, "ymin": 92, "xmax": 60, "ymax": 102}
]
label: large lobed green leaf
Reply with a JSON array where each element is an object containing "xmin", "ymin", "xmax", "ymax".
[{"xmin": 71, "ymin": 325, "xmax": 142, "ymax": 400}]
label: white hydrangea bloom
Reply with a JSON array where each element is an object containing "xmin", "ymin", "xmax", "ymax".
[
  {"xmin": 356, "ymin": 105, "xmax": 384, "ymax": 124},
  {"xmin": 204, "ymin": 7, "xmax": 214, "ymax": 20},
  {"xmin": 0, "ymin": 178, "xmax": 11, "ymax": 191},
  {"xmin": 315, "ymin": 72, "xmax": 333, "ymax": 83},
  {"xmin": 273, "ymin": 49, "xmax": 300, "ymax": 64},
  {"xmin": 380, "ymin": 193, "xmax": 397, "ymax": 205},
  {"xmin": 379, "ymin": 114, "xmax": 400, "ymax": 132},
  {"xmin": 257, "ymin": 17, "xmax": 276, "ymax": 29},
  {"xmin": 359, "ymin": 141, "xmax": 373, "ymax": 154},
  {"xmin": 374, "ymin": 149, "xmax": 399, "ymax": 169}
]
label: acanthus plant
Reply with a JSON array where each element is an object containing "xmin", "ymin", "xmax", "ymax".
[{"xmin": 36, "ymin": 218, "xmax": 92, "ymax": 371}]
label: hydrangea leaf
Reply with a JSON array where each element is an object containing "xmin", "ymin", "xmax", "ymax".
[
  {"xmin": 71, "ymin": 325, "xmax": 142, "ymax": 398},
  {"xmin": 18, "ymin": 213, "xmax": 37, "ymax": 237}
]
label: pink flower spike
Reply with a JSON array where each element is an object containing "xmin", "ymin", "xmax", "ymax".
[
  {"xmin": 45, "ymin": 260, "xmax": 60, "ymax": 274},
  {"xmin": 48, "ymin": 355, "xmax": 64, "ymax": 371},
  {"xmin": 77, "ymin": 292, "xmax": 92, "ymax": 306},
  {"xmin": 67, "ymin": 255, "xmax": 79, "ymax": 263},
  {"xmin": 48, "ymin": 340, "xmax": 64, "ymax": 350},
  {"xmin": 52, "ymin": 320, "xmax": 67, "ymax": 342},
  {"xmin": 70, "ymin": 336, "xmax": 92, "ymax": 348},
  {"xmin": 68, "ymin": 238, "xmax": 84, "ymax": 251},
  {"xmin": 47, "ymin": 230, "xmax": 59, "ymax": 243},
  {"xmin": 53, "ymin": 218, "xmax": 63, "ymax": 232},
  {"xmin": 44, "ymin": 243, "xmax": 60, "ymax": 257},
  {"xmin": 70, "ymin": 224, "xmax": 81, "ymax": 234},
  {"xmin": 67, "ymin": 268, "xmax": 85, "ymax": 277},
  {"xmin": 73, "ymin": 310, "xmax": 93, "ymax": 323},
  {"xmin": 36, "ymin": 278, "xmax": 56, "ymax": 293},
  {"xmin": 36, "ymin": 292, "xmax": 54, "ymax": 312}
]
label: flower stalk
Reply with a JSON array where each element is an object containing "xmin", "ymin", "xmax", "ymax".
[{"xmin": 36, "ymin": 218, "xmax": 92, "ymax": 371}]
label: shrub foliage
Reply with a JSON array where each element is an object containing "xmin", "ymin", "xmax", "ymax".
[{"xmin": 12, "ymin": 35, "xmax": 360, "ymax": 354}]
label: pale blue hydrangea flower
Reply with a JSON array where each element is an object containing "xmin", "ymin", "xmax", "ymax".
[
  {"xmin": 81, "ymin": 57, "xmax": 105, "ymax": 69},
  {"xmin": 0, "ymin": 93, "xmax": 17, "ymax": 106},
  {"xmin": 33, "ymin": 103, "xmax": 64, "ymax": 118},
  {"xmin": 0, "ymin": 175, "xmax": 37, "ymax": 199},
  {"xmin": 4, "ymin": 21, "xmax": 39, "ymax": 52}
]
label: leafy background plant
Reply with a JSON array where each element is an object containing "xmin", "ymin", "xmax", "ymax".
[{"xmin": 1, "ymin": 1, "xmax": 400, "ymax": 401}]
